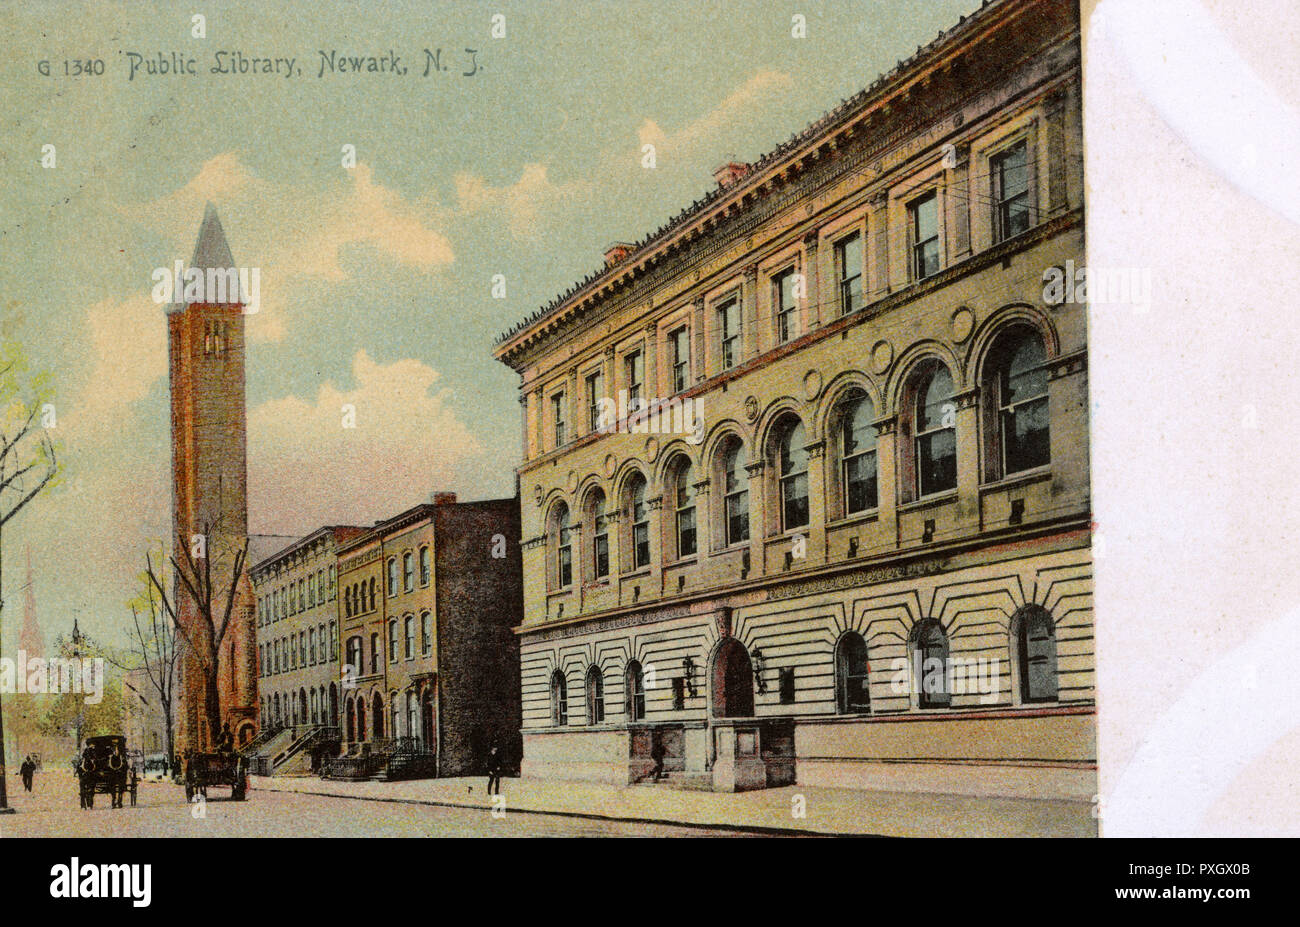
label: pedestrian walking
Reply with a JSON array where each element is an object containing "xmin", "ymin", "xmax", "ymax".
[
  {"xmin": 650, "ymin": 740, "xmax": 666, "ymax": 782},
  {"xmin": 485, "ymin": 742, "xmax": 502, "ymax": 795},
  {"xmin": 19, "ymin": 755, "xmax": 35, "ymax": 792}
]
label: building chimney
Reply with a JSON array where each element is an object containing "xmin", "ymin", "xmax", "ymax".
[
  {"xmin": 430, "ymin": 492, "xmax": 458, "ymax": 505},
  {"xmin": 712, "ymin": 161, "xmax": 750, "ymax": 188},
  {"xmin": 603, "ymin": 242, "xmax": 635, "ymax": 268}
]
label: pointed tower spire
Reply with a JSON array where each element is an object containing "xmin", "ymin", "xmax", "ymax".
[{"xmin": 190, "ymin": 202, "xmax": 235, "ymax": 273}]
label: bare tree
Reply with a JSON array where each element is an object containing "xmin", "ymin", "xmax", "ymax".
[
  {"xmin": 120, "ymin": 559, "xmax": 179, "ymax": 767},
  {"xmin": 0, "ymin": 342, "xmax": 60, "ymax": 811},
  {"xmin": 144, "ymin": 522, "xmax": 248, "ymax": 751}
]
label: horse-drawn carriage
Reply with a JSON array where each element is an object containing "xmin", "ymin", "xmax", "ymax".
[
  {"xmin": 183, "ymin": 751, "xmax": 248, "ymax": 802},
  {"xmin": 75, "ymin": 735, "xmax": 138, "ymax": 809}
]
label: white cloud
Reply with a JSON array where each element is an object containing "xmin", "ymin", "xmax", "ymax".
[
  {"xmin": 454, "ymin": 163, "xmax": 592, "ymax": 239},
  {"xmin": 637, "ymin": 70, "xmax": 794, "ymax": 160},
  {"xmin": 247, "ymin": 350, "xmax": 483, "ymax": 535}
]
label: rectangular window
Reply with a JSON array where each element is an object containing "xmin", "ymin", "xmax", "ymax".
[
  {"xmin": 586, "ymin": 371, "xmax": 605, "ymax": 433},
  {"xmin": 624, "ymin": 350, "xmax": 643, "ymax": 404},
  {"xmin": 670, "ymin": 327, "xmax": 690, "ymax": 394},
  {"xmin": 421, "ymin": 613, "xmax": 432, "ymax": 655},
  {"xmin": 992, "ymin": 141, "xmax": 1031, "ymax": 243},
  {"xmin": 910, "ymin": 193, "xmax": 940, "ymax": 280},
  {"xmin": 779, "ymin": 667, "xmax": 796, "ymax": 705},
  {"xmin": 419, "ymin": 546, "xmax": 431, "ymax": 586},
  {"xmin": 835, "ymin": 232, "xmax": 863, "ymax": 315},
  {"xmin": 551, "ymin": 391, "xmax": 566, "ymax": 447},
  {"xmin": 773, "ymin": 268, "xmax": 798, "ymax": 343},
  {"xmin": 717, "ymin": 297, "xmax": 741, "ymax": 370}
]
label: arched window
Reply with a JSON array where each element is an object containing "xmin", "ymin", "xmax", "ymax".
[
  {"xmin": 404, "ymin": 615, "xmax": 415, "ymax": 660},
  {"xmin": 549, "ymin": 501, "xmax": 572, "ymax": 589},
  {"xmin": 586, "ymin": 665, "xmax": 605, "ymax": 725},
  {"xmin": 406, "ymin": 691, "xmax": 418, "ymax": 743},
  {"xmin": 308, "ymin": 628, "xmax": 317, "ymax": 664},
  {"xmin": 388, "ymin": 620, "xmax": 399, "ymax": 664},
  {"xmin": 420, "ymin": 611, "xmax": 432, "ymax": 654},
  {"xmin": 346, "ymin": 636, "xmax": 362, "ymax": 674},
  {"xmin": 390, "ymin": 693, "xmax": 399, "ymax": 739},
  {"xmin": 835, "ymin": 632, "xmax": 871, "ymax": 713},
  {"xmin": 419, "ymin": 546, "xmax": 431, "ymax": 586},
  {"xmin": 720, "ymin": 439, "xmax": 750, "ymax": 547},
  {"xmin": 310, "ymin": 689, "xmax": 318, "ymax": 724},
  {"xmin": 625, "ymin": 660, "xmax": 646, "ymax": 721},
  {"xmin": 985, "ymin": 328, "xmax": 1050, "ymax": 479},
  {"xmin": 775, "ymin": 416, "xmax": 809, "ymax": 531},
  {"xmin": 1015, "ymin": 605, "xmax": 1058, "ymax": 703},
  {"xmin": 626, "ymin": 474, "xmax": 650, "ymax": 570},
  {"xmin": 591, "ymin": 491, "xmax": 610, "ymax": 579},
  {"xmin": 368, "ymin": 577, "xmax": 377, "ymax": 611},
  {"xmin": 911, "ymin": 619, "xmax": 951, "ymax": 708},
  {"xmin": 839, "ymin": 395, "xmax": 878, "ymax": 515},
  {"xmin": 273, "ymin": 693, "xmax": 281, "ymax": 725},
  {"xmin": 672, "ymin": 458, "xmax": 697, "ymax": 559},
  {"xmin": 329, "ymin": 621, "xmax": 338, "ymax": 660},
  {"xmin": 356, "ymin": 696, "xmax": 367, "ymax": 741},
  {"xmin": 328, "ymin": 565, "xmax": 336, "ymax": 598},
  {"xmin": 913, "ymin": 364, "xmax": 957, "ymax": 498},
  {"xmin": 551, "ymin": 670, "xmax": 569, "ymax": 726},
  {"xmin": 403, "ymin": 552, "xmax": 414, "ymax": 593},
  {"xmin": 344, "ymin": 586, "xmax": 352, "ymax": 617},
  {"xmin": 370, "ymin": 632, "xmax": 380, "ymax": 674},
  {"xmin": 387, "ymin": 557, "xmax": 398, "ymax": 597}
]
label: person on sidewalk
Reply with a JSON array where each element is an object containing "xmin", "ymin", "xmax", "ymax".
[
  {"xmin": 20, "ymin": 755, "xmax": 35, "ymax": 792},
  {"xmin": 485, "ymin": 742, "xmax": 503, "ymax": 796},
  {"xmin": 650, "ymin": 740, "xmax": 666, "ymax": 782}
]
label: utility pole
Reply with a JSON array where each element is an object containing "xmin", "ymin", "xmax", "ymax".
[{"xmin": 0, "ymin": 519, "xmax": 13, "ymax": 813}]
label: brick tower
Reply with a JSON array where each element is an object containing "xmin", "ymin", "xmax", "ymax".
[{"xmin": 167, "ymin": 204, "xmax": 258, "ymax": 752}]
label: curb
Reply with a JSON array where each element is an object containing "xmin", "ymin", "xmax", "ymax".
[{"xmin": 250, "ymin": 781, "xmax": 876, "ymax": 838}]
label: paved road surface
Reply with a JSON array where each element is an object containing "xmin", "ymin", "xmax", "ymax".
[{"xmin": 0, "ymin": 771, "xmax": 778, "ymax": 837}]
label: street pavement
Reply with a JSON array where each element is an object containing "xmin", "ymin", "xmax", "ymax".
[{"xmin": 0, "ymin": 770, "xmax": 775, "ymax": 837}]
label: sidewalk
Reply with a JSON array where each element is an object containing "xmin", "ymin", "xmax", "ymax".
[{"xmin": 249, "ymin": 774, "xmax": 1096, "ymax": 837}]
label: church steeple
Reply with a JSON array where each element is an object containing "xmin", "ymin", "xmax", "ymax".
[{"xmin": 190, "ymin": 202, "xmax": 235, "ymax": 274}]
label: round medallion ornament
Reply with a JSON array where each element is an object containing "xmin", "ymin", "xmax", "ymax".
[
  {"xmin": 533, "ymin": 485, "xmax": 543, "ymax": 506},
  {"xmin": 645, "ymin": 437, "xmax": 659, "ymax": 462},
  {"xmin": 566, "ymin": 470, "xmax": 578, "ymax": 493},
  {"xmin": 604, "ymin": 454, "xmax": 617, "ymax": 478},
  {"xmin": 950, "ymin": 306, "xmax": 976, "ymax": 344},
  {"xmin": 744, "ymin": 396, "xmax": 760, "ymax": 422},
  {"xmin": 803, "ymin": 369, "xmax": 823, "ymax": 400},
  {"xmin": 870, "ymin": 340, "xmax": 893, "ymax": 375}
]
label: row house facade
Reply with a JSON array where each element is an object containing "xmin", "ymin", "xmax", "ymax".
[
  {"xmin": 494, "ymin": 0, "xmax": 1093, "ymax": 799},
  {"xmin": 336, "ymin": 494, "xmax": 523, "ymax": 776},
  {"xmin": 251, "ymin": 525, "xmax": 365, "ymax": 769}
]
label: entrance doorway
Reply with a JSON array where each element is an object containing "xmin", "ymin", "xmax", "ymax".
[{"xmin": 711, "ymin": 638, "xmax": 755, "ymax": 718}]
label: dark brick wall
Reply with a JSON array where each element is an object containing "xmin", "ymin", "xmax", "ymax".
[{"xmin": 433, "ymin": 497, "xmax": 523, "ymax": 776}]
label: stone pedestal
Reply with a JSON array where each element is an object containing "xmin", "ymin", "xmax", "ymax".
[{"xmin": 710, "ymin": 721, "xmax": 767, "ymax": 792}]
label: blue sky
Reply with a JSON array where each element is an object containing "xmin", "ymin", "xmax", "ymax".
[{"xmin": 0, "ymin": 0, "xmax": 982, "ymax": 650}]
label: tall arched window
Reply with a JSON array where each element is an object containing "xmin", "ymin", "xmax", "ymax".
[
  {"xmin": 720, "ymin": 439, "xmax": 750, "ymax": 546},
  {"xmin": 346, "ymin": 636, "xmax": 361, "ymax": 674},
  {"xmin": 911, "ymin": 619, "xmax": 951, "ymax": 708},
  {"xmin": 370, "ymin": 632, "xmax": 380, "ymax": 674},
  {"xmin": 835, "ymin": 631, "xmax": 871, "ymax": 713},
  {"xmin": 404, "ymin": 615, "xmax": 415, "ymax": 660},
  {"xmin": 368, "ymin": 577, "xmax": 377, "ymax": 611},
  {"xmin": 372, "ymin": 693, "xmax": 384, "ymax": 740},
  {"xmin": 356, "ymin": 696, "xmax": 367, "ymax": 741},
  {"xmin": 390, "ymin": 694, "xmax": 399, "ymax": 739},
  {"xmin": 388, "ymin": 619, "xmax": 399, "ymax": 664},
  {"xmin": 344, "ymin": 586, "xmax": 352, "ymax": 617},
  {"xmin": 588, "ymin": 490, "xmax": 610, "ymax": 580},
  {"xmin": 403, "ymin": 552, "xmax": 415, "ymax": 593},
  {"xmin": 420, "ymin": 611, "xmax": 432, "ymax": 655},
  {"xmin": 672, "ymin": 458, "xmax": 697, "ymax": 559},
  {"xmin": 625, "ymin": 660, "xmax": 646, "ymax": 721},
  {"xmin": 549, "ymin": 501, "xmax": 572, "ymax": 589},
  {"xmin": 775, "ymin": 416, "xmax": 809, "ymax": 531},
  {"xmin": 914, "ymin": 364, "xmax": 957, "ymax": 497},
  {"xmin": 586, "ymin": 665, "xmax": 605, "ymax": 725},
  {"xmin": 387, "ymin": 558, "xmax": 398, "ymax": 597},
  {"xmin": 419, "ymin": 545, "xmax": 431, "ymax": 586},
  {"xmin": 406, "ymin": 691, "xmax": 418, "ymax": 743},
  {"xmin": 1015, "ymin": 605, "xmax": 1058, "ymax": 703},
  {"xmin": 839, "ymin": 395, "xmax": 878, "ymax": 515},
  {"xmin": 626, "ymin": 474, "xmax": 650, "ymax": 570},
  {"xmin": 985, "ymin": 328, "xmax": 1050, "ymax": 478},
  {"xmin": 551, "ymin": 670, "xmax": 569, "ymax": 726}
]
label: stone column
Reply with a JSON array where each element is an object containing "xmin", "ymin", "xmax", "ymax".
[
  {"xmin": 869, "ymin": 191, "xmax": 890, "ymax": 298},
  {"xmin": 743, "ymin": 264, "xmax": 760, "ymax": 359},
  {"xmin": 744, "ymin": 460, "xmax": 767, "ymax": 578},
  {"xmin": 950, "ymin": 142, "xmax": 972, "ymax": 261},
  {"xmin": 643, "ymin": 323, "xmax": 660, "ymax": 399},
  {"xmin": 567, "ymin": 365, "xmax": 579, "ymax": 440},
  {"xmin": 519, "ymin": 391, "xmax": 531, "ymax": 462},
  {"xmin": 1045, "ymin": 86, "xmax": 1070, "ymax": 217},
  {"xmin": 803, "ymin": 439, "xmax": 827, "ymax": 566},
  {"xmin": 802, "ymin": 232, "xmax": 821, "ymax": 331},
  {"xmin": 530, "ymin": 386, "xmax": 543, "ymax": 459},
  {"xmin": 873, "ymin": 415, "xmax": 900, "ymax": 551},
  {"xmin": 953, "ymin": 389, "xmax": 981, "ymax": 523},
  {"xmin": 692, "ymin": 297, "xmax": 707, "ymax": 383}
]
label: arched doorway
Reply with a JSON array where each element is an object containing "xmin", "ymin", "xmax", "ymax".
[
  {"xmin": 329, "ymin": 683, "xmax": 339, "ymax": 727},
  {"xmin": 372, "ymin": 693, "xmax": 384, "ymax": 740},
  {"xmin": 711, "ymin": 638, "xmax": 755, "ymax": 718},
  {"xmin": 421, "ymin": 689, "xmax": 435, "ymax": 748}
]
